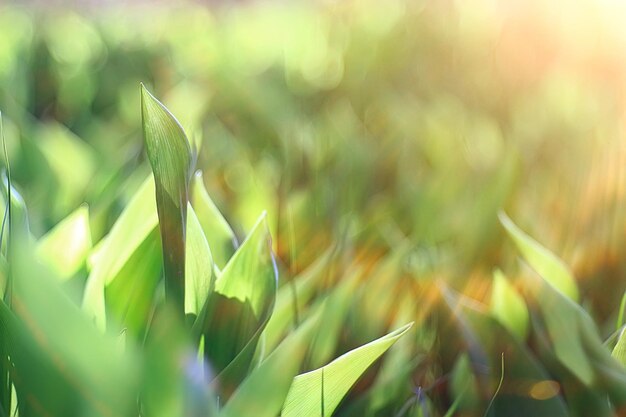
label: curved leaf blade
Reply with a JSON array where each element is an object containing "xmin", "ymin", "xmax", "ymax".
[
  {"xmin": 185, "ymin": 203, "xmax": 215, "ymax": 317},
  {"xmin": 82, "ymin": 175, "xmax": 159, "ymax": 331},
  {"xmin": 499, "ymin": 212, "xmax": 579, "ymax": 301},
  {"xmin": 282, "ymin": 322, "xmax": 413, "ymax": 417},
  {"xmin": 220, "ymin": 313, "xmax": 320, "ymax": 417},
  {"xmin": 141, "ymin": 84, "xmax": 193, "ymax": 313},
  {"xmin": 191, "ymin": 171, "xmax": 237, "ymax": 269},
  {"xmin": 197, "ymin": 212, "xmax": 277, "ymax": 394}
]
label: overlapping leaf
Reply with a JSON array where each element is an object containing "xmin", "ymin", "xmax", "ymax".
[
  {"xmin": 185, "ymin": 203, "xmax": 215, "ymax": 317},
  {"xmin": 282, "ymin": 322, "xmax": 413, "ymax": 417},
  {"xmin": 190, "ymin": 171, "xmax": 237, "ymax": 269},
  {"xmin": 83, "ymin": 175, "xmax": 159, "ymax": 331},
  {"xmin": 439, "ymin": 284, "xmax": 570, "ymax": 417},
  {"xmin": 195, "ymin": 212, "xmax": 277, "ymax": 395},
  {"xmin": 220, "ymin": 312, "xmax": 320, "ymax": 417}
]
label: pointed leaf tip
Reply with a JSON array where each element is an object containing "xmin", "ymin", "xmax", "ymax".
[
  {"xmin": 499, "ymin": 211, "xmax": 579, "ymax": 302},
  {"xmin": 141, "ymin": 85, "xmax": 193, "ymax": 313}
]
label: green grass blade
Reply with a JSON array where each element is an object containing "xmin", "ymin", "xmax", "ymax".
[
  {"xmin": 36, "ymin": 205, "xmax": 92, "ymax": 281},
  {"xmin": 499, "ymin": 212, "xmax": 579, "ymax": 301},
  {"xmin": 282, "ymin": 322, "xmax": 413, "ymax": 417},
  {"xmin": 141, "ymin": 84, "xmax": 193, "ymax": 314}
]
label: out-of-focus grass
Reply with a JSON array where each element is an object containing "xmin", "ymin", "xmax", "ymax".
[{"xmin": 3, "ymin": 0, "xmax": 626, "ymax": 415}]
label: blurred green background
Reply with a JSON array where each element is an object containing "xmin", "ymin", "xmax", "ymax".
[{"xmin": 3, "ymin": 0, "xmax": 626, "ymax": 414}]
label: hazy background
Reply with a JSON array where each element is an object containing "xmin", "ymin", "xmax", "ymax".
[{"xmin": 2, "ymin": 0, "xmax": 626, "ymax": 327}]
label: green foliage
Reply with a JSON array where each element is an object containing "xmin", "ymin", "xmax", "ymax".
[
  {"xmin": 489, "ymin": 269, "xmax": 529, "ymax": 341},
  {"xmin": 0, "ymin": 89, "xmax": 415, "ymax": 417},
  {"xmin": 499, "ymin": 212, "xmax": 579, "ymax": 301},
  {"xmin": 3, "ymin": 2, "xmax": 626, "ymax": 416},
  {"xmin": 282, "ymin": 322, "xmax": 413, "ymax": 417},
  {"xmin": 36, "ymin": 205, "xmax": 91, "ymax": 280},
  {"xmin": 141, "ymin": 84, "xmax": 193, "ymax": 313}
]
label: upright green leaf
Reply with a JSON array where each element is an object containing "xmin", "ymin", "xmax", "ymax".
[
  {"xmin": 141, "ymin": 84, "xmax": 193, "ymax": 313},
  {"xmin": 499, "ymin": 212, "xmax": 579, "ymax": 301},
  {"xmin": 282, "ymin": 322, "xmax": 413, "ymax": 417},
  {"xmin": 197, "ymin": 212, "xmax": 277, "ymax": 394},
  {"xmin": 185, "ymin": 203, "xmax": 215, "ymax": 317},
  {"xmin": 36, "ymin": 204, "xmax": 92, "ymax": 280},
  {"xmin": 191, "ymin": 170, "xmax": 237, "ymax": 269},
  {"xmin": 104, "ymin": 228, "xmax": 162, "ymax": 337},
  {"xmin": 83, "ymin": 175, "xmax": 159, "ymax": 331}
]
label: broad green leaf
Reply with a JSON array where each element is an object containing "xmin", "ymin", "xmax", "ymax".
[
  {"xmin": 4, "ymin": 237, "xmax": 139, "ymax": 417},
  {"xmin": 197, "ymin": 212, "xmax": 277, "ymax": 395},
  {"xmin": 499, "ymin": 212, "xmax": 579, "ymax": 301},
  {"xmin": 185, "ymin": 203, "xmax": 215, "ymax": 316},
  {"xmin": 141, "ymin": 84, "xmax": 193, "ymax": 313},
  {"xmin": 220, "ymin": 312, "xmax": 320, "ymax": 417},
  {"xmin": 104, "ymin": 228, "xmax": 162, "ymax": 337},
  {"xmin": 489, "ymin": 269, "xmax": 529, "ymax": 341},
  {"xmin": 282, "ymin": 322, "xmax": 413, "ymax": 417},
  {"xmin": 214, "ymin": 211, "xmax": 275, "ymax": 319},
  {"xmin": 191, "ymin": 170, "xmax": 237, "ymax": 268},
  {"xmin": 36, "ymin": 204, "xmax": 92, "ymax": 280},
  {"xmin": 83, "ymin": 175, "xmax": 158, "ymax": 331}
]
